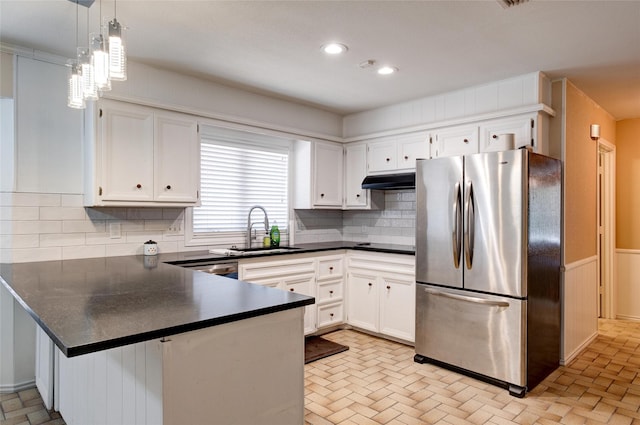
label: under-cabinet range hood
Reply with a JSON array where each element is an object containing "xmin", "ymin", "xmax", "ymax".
[{"xmin": 361, "ymin": 172, "xmax": 415, "ymax": 190}]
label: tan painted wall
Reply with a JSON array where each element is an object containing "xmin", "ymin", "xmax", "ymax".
[
  {"xmin": 564, "ymin": 81, "xmax": 616, "ymax": 264},
  {"xmin": 616, "ymin": 118, "xmax": 640, "ymax": 249}
]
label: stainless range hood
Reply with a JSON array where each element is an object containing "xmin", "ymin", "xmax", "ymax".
[{"xmin": 361, "ymin": 172, "xmax": 415, "ymax": 190}]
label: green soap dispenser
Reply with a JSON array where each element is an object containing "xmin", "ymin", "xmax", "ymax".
[{"xmin": 270, "ymin": 222, "xmax": 280, "ymax": 247}]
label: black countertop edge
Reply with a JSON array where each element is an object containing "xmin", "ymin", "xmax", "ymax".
[{"xmin": 60, "ymin": 297, "xmax": 315, "ymax": 358}]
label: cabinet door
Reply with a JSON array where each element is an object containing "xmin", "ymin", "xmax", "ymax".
[
  {"xmin": 431, "ymin": 125, "xmax": 479, "ymax": 158},
  {"xmin": 479, "ymin": 116, "xmax": 534, "ymax": 152},
  {"xmin": 314, "ymin": 142, "xmax": 344, "ymax": 207},
  {"xmin": 346, "ymin": 271, "xmax": 378, "ymax": 332},
  {"xmin": 344, "ymin": 144, "xmax": 368, "ymax": 207},
  {"xmin": 100, "ymin": 102, "xmax": 154, "ymax": 201},
  {"xmin": 379, "ymin": 276, "xmax": 415, "ymax": 342},
  {"xmin": 154, "ymin": 111, "xmax": 200, "ymax": 203},
  {"xmin": 368, "ymin": 140, "xmax": 397, "ymax": 173},
  {"xmin": 397, "ymin": 136, "xmax": 428, "ymax": 170},
  {"xmin": 283, "ymin": 273, "xmax": 316, "ymax": 335}
]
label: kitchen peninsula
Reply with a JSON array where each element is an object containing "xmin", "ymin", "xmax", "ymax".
[{"xmin": 0, "ymin": 255, "xmax": 314, "ymax": 425}]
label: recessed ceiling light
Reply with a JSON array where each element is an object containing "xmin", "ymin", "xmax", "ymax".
[
  {"xmin": 321, "ymin": 43, "xmax": 348, "ymax": 55},
  {"xmin": 377, "ymin": 66, "xmax": 398, "ymax": 75}
]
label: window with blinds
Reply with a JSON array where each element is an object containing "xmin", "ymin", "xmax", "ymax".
[{"xmin": 189, "ymin": 125, "xmax": 290, "ymax": 246}]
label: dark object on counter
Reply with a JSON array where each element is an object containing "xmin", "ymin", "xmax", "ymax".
[{"xmin": 304, "ymin": 336, "xmax": 348, "ymax": 364}]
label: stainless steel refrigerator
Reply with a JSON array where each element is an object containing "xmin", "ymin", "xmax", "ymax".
[{"xmin": 414, "ymin": 149, "xmax": 561, "ymax": 397}]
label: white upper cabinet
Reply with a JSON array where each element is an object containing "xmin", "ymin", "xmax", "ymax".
[
  {"xmin": 344, "ymin": 143, "xmax": 383, "ymax": 210},
  {"xmin": 430, "ymin": 125, "xmax": 479, "ymax": 158},
  {"xmin": 154, "ymin": 111, "xmax": 200, "ymax": 203},
  {"xmin": 313, "ymin": 141, "xmax": 344, "ymax": 207},
  {"xmin": 367, "ymin": 131, "xmax": 429, "ymax": 174},
  {"xmin": 479, "ymin": 115, "xmax": 535, "ymax": 152},
  {"xmin": 84, "ymin": 99, "xmax": 200, "ymax": 207}
]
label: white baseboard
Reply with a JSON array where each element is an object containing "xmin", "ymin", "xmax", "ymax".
[{"xmin": 0, "ymin": 379, "xmax": 36, "ymax": 394}]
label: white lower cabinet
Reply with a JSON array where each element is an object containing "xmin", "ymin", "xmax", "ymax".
[
  {"xmin": 239, "ymin": 255, "xmax": 317, "ymax": 335},
  {"xmin": 347, "ymin": 252, "xmax": 416, "ymax": 343},
  {"xmin": 238, "ymin": 250, "xmax": 415, "ymax": 342}
]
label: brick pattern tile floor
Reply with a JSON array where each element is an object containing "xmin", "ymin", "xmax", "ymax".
[
  {"xmin": 2, "ymin": 319, "xmax": 639, "ymax": 424},
  {"xmin": 305, "ymin": 319, "xmax": 640, "ymax": 424}
]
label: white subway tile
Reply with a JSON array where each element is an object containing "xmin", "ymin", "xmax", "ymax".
[
  {"xmin": 40, "ymin": 207, "xmax": 87, "ymax": 220},
  {"xmin": 9, "ymin": 247, "xmax": 62, "ymax": 263},
  {"xmin": 162, "ymin": 208, "xmax": 185, "ymax": 220},
  {"xmin": 40, "ymin": 233, "xmax": 86, "ymax": 247},
  {"xmin": 1, "ymin": 234, "xmax": 40, "ymax": 249},
  {"xmin": 105, "ymin": 243, "xmax": 144, "ymax": 257},
  {"xmin": 0, "ymin": 206, "xmax": 40, "ymax": 220},
  {"xmin": 85, "ymin": 232, "xmax": 127, "ymax": 245},
  {"xmin": 61, "ymin": 194, "xmax": 84, "ymax": 207},
  {"xmin": 86, "ymin": 208, "xmax": 128, "ymax": 220},
  {"xmin": 62, "ymin": 220, "xmax": 105, "ymax": 233},
  {"xmin": 157, "ymin": 241, "xmax": 178, "ymax": 254},
  {"xmin": 121, "ymin": 221, "xmax": 145, "ymax": 232},
  {"xmin": 125, "ymin": 232, "xmax": 163, "ymax": 244},
  {"xmin": 127, "ymin": 208, "xmax": 163, "ymax": 220},
  {"xmin": 144, "ymin": 220, "xmax": 172, "ymax": 231},
  {"xmin": 11, "ymin": 193, "xmax": 61, "ymax": 207},
  {"xmin": 62, "ymin": 245, "xmax": 106, "ymax": 260},
  {"xmin": 7, "ymin": 221, "xmax": 62, "ymax": 235}
]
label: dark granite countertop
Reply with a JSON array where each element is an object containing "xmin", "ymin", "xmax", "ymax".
[
  {"xmin": 0, "ymin": 241, "xmax": 413, "ymax": 358},
  {"xmin": 0, "ymin": 256, "xmax": 313, "ymax": 357},
  {"xmin": 160, "ymin": 241, "xmax": 415, "ymax": 264}
]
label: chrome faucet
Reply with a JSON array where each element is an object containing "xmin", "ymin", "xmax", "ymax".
[{"xmin": 246, "ymin": 205, "xmax": 270, "ymax": 248}]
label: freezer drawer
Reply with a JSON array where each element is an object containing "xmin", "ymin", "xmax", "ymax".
[{"xmin": 415, "ymin": 284, "xmax": 526, "ymax": 387}]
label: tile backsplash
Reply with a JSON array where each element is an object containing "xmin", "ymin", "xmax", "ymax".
[
  {"xmin": 0, "ymin": 192, "xmax": 186, "ymax": 263},
  {"xmin": 1, "ymin": 189, "xmax": 416, "ymax": 263},
  {"xmin": 294, "ymin": 190, "xmax": 416, "ymax": 246}
]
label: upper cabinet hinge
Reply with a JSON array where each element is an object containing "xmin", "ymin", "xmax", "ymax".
[
  {"xmin": 98, "ymin": 186, "xmax": 103, "ymax": 196},
  {"xmin": 99, "ymin": 109, "xmax": 103, "ymax": 118}
]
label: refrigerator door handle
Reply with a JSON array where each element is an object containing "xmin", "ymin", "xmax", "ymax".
[
  {"xmin": 464, "ymin": 180, "xmax": 475, "ymax": 269},
  {"xmin": 423, "ymin": 287, "xmax": 509, "ymax": 308},
  {"xmin": 452, "ymin": 182, "xmax": 462, "ymax": 269}
]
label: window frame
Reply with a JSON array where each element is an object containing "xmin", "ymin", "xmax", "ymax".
[{"xmin": 184, "ymin": 123, "xmax": 294, "ymax": 248}]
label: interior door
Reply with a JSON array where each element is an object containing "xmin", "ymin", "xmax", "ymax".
[
  {"xmin": 463, "ymin": 150, "xmax": 525, "ymax": 297},
  {"xmin": 415, "ymin": 157, "xmax": 463, "ymax": 288}
]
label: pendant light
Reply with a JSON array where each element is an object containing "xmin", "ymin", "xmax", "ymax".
[
  {"xmin": 91, "ymin": 32, "xmax": 111, "ymax": 91},
  {"xmin": 67, "ymin": 60, "xmax": 85, "ymax": 109},
  {"xmin": 107, "ymin": 0, "xmax": 127, "ymax": 81},
  {"xmin": 67, "ymin": 1, "xmax": 86, "ymax": 109}
]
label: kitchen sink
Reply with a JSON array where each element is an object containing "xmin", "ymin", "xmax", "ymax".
[{"xmin": 233, "ymin": 247, "xmax": 300, "ymax": 255}]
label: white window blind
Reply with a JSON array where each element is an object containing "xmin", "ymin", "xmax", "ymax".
[{"xmin": 192, "ymin": 127, "xmax": 289, "ymax": 244}]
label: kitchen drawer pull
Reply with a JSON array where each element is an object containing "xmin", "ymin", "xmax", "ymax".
[
  {"xmin": 329, "ymin": 313, "xmax": 334, "ymax": 317},
  {"xmin": 329, "ymin": 290, "xmax": 334, "ymax": 295},
  {"xmin": 386, "ymin": 285, "xmax": 391, "ymax": 289},
  {"xmin": 385, "ymin": 157, "xmax": 391, "ymax": 162},
  {"xmin": 423, "ymin": 288, "xmax": 509, "ymax": 308},
  {"xmin": 368, "ymin": 282, "xmax": 373, "ymax": 287},
  {"xmin": 329, "ymin": 266, "xmax": 334, "ymax": 271},
  {"xmin": 356, "ymin": 194, "xmax": 360, "ymax": 198},
  {"xmin": 463, "ymin": 139, "xmax": 469, "ymax": 144},
  {"xmin": 404, "ymin": 155, "xmax": 409, "ymax": 160},
  {"xmin": 166, "ymin": 185, "xmax": 172, "ymax": 190},
  {"xmin": 289, "ymin": 288, "xmax": 294, "ymax": 292},
  {"xmin": 136, "ymin": 184, "xmax": 142, "ymax": 189},
  {"xmin": 320, "ymin": 193, "xmax": 325, "ymax": 198}
]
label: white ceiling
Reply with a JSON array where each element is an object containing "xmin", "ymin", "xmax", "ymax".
[{"xmin": 1, "ymin": 0, "xmax": 639, "ymax": 119}]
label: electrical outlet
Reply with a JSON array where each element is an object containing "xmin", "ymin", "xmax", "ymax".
[
  {"xmin": 166, "ymin": 221, "xmax": 183, "ymax": 235},
  {"xmin": 109, "ymin": 222, "xmax": 121, "ymax": 239}
]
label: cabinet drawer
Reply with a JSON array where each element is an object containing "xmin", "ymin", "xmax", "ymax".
[
  {"xmin": 283, "ymin": 273, "xmax": 315, "ymax": 296},
  {"xmin": 245, "ymin": 277, "xmax": 281, "ymax": 288},
  {"xmin": 317, "ymin": 280, "xmax": 343, "ymax": 303},
  {"xmin": 240, "ymin": 259, "xmax": 315, "ymax": 281},
  {"xmin": 317, "ymin": 302, "xmax": 344, "ymax": 328},
  {"xmin": 317, "ymin": 256, "xmax": 344, "ymax": 279}
]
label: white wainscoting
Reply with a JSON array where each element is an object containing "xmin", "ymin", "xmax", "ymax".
[
  {"xmin": 616, "ymin": 249, "xmax": 640, "ymax": 321},
  {"xmin": 57, "ymin": 340, "xmax": 163, "ymax": 425},
  {"xmin": 562, "ymin": 256, "xmax": 599, "ymax": 365}
]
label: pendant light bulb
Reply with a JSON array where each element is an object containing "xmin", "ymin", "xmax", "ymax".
[
  {"xmin": 90, "ymin": 33, "xmax": 111, "ymax": 91},
  {"xmin": 77, "ymin": 47, "xmax": 98, "ymax": 100},
  {"xmin": 108, "ymin": 18, "xmax": 127, "ymax": 81},
  {"xmin": 67, "ymin": 60, "xmax": 86, "ymax": 109}
]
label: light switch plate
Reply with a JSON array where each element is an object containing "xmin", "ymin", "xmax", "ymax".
[{"xmin": 110, "ymin": 222, "xmax": 121, "ymax": 239}]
